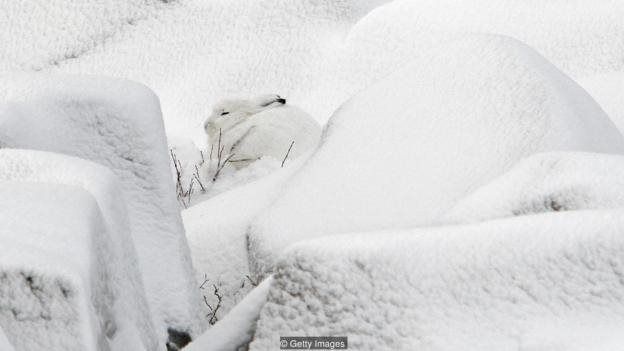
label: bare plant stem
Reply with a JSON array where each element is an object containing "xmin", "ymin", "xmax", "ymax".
[
  {"xmin": 194, "ymin": 165, "xmax": 206, "ymax": 192},
  {"xmin": 281, "ymin": 141, "xmax": 295, "ymax": 167},
  {"xmin": 212, "ymin": 154, "xmax": 234, "ymax": 182}
]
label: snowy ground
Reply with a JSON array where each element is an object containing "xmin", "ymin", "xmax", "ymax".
[{"xmin": 3, "ymin": 0, "xmax": 624, "ymax": 350}]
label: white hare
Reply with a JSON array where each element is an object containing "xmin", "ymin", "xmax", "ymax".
[{"xmin": 203, "ymin": 94, "xmax": 321, "ymax": 168}]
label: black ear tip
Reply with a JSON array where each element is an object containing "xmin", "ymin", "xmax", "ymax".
[{"xmin": 277, "ymin": 97, "xmax": 286, "ymax": 104}]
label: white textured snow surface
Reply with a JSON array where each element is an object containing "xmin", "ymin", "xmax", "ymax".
[
  {"xmin": 443, "ymin": 152, "xmax": 624, "ymax": 224},
  {"xmin": 251, "ymin": 209, "xmax": 624, "ymax": 351},
  {"xmin": 0, "ymin": 149, "xmax": 158, "ymax": 350},
  {"xmin": 0, "ymin": 0, "xmax": 392, "ymax": 143},
  {"xmin": 248, "ymin": 35, "xmax": 624, "ymax": 277},
  {"xmin": 3, "ymin": 0, "xmax": 624, "ymax": 141},
  {"xmin": 578, "ymin": 72, "xmax": 624, "ymax": 135},
  {"xmin": 0, "ymin": 327, "xmax": 14, "ymax": 351},
  {"xmin": 0, "ymin": 76, "xmax": 203, "ymax": 344},
  {"xmin": 0, "ymin": 182, "xmax": 115, "ymax": 351}
]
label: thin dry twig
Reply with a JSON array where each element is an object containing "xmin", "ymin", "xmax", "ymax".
[
  {"xmin": 170, "ymin": 148, "xmax": 200, "ymax": 208},
  {"xmin": 201, "ymin": 284, "xmax": 223, "ymax": 325},
  {"xmin": 193, "ymin": 165, "xmax": 206, "ymax": 192},
  {"xmin": 199, "ymin": 150, "xmax": 206, "ymax": 166},
  {"xmin": 281, "ymin": 140, "xmax": 295, "ymax": 167},
  {"xmin": 212, "ymin": 154, "xmax": 234, "ymax": 182},
  {"xmin": 245, "ymin": 275, "xmax": 258, "ymax": 287},
  {"xmin": 199, "ymin": 274, "xmax": 210, "ymax": 289},
  {"xmin": 186, "ymin": 178, "xmax": 195, "ymax": 206}
]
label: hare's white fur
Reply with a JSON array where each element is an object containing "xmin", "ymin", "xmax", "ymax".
[{"xmin": 204, "ymin": 94, "xmax": 321, "ymax": 168}]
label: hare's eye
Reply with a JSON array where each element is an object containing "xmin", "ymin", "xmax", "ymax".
[{"xmin": 220, "ymin": 111, "xmax": 229, "ymax": 116}]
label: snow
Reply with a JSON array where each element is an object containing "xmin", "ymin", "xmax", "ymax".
[
  {"xmin": 0, "ymin": 75, "xmax": 204, "ymax": 342},
  {"xmin": 3, "ymin": 0, "xmax": 624, "ymax": 349},
  {"xmin": 3, "ymin": 0, "xmax": 623, "ymax": 143},
  {"xmin": 0, "ymin": 182, "xmax": 116, "ymax": 351},
  {"xmin": 578, "ymin": 72, "xmax": 624, "ymax": 135},
  {"xmin": 0, "ymin": 327, "xmax": 14, "ymax": 351},
  {"xmin": 185, "ymin": 277, "xmax": 273, "ymax": 351},
  {"xmin": 443, "ymin": 152, "xmax": 624, "ymax": 224},
  {"xmin": 182, "ymin": 157, "xmax": 307, "ymax": 318},
  {"xmin": 250, "ymin": 208, "xmax": 624, "ymax": 350},
  {"xmin": 0, "ymin": 0, "xmax": 167, "ymax": 73},
  {"xmin": 0, "ymin": 0, "xmax": 391, "ymax": 144},
  {"xmin": 305, "ymin": 0, "xmax": 624, "ymax": 120},
  {"xmin": 247, "ymin": 34, "xmax": 624, "ymax": 278},
  {"xmin": 0, "ymin": 149, "xmax": 158, "ymax": 350}
]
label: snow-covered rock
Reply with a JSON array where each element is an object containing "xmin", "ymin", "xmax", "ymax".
[
  {"xmin": 443, "ymin": 152, "xmax": 624, "ymax": 224},
  {"xmin": 0, "ymin": 182, "xmax": 116, "ymax": 351},
  {"xmin": 0, "ymin": 149, "xmax": 158, "ymax": 350},
  {"xmin": 247, "ymin": 35, "xmax": 624, "ymax": 277},
  {"xmin": 250, "ymin": 209, "xmax": 624, "ymax": 350},
  {"xmin": 185, "ymin": 277, "xmax": 273, "ymax": 351},
  {"xmin": 182, "ymin": 158, "xmax": 307, "ymax": 318},
  {"xmin": 0, "ymin": 75, "xmax": 204, "ymax": 344},
  {"xmin": 0, "ymin": 327, "xmax": 14, "ymax": 351}
]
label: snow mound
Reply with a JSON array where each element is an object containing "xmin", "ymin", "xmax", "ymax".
[
  {"xmin": 251, "ymin": 209, "xmax": 624, "ymax": 350},
  {"xmin": 443, "ymin": 152, "xmax": 624, "ymax": 224},
  {"xmin": 182, "ymin": 158, "xmax": 307, "ymax": 319},
  {"xmin": 248, "ymin": 34, "xmax": 624, "ymax": 277},
  {"xmin": 0, "ymin": 149, "xmax": 158, "ymax": 350},
  {"xmin": 0, "ymin": 75, "xmax": 204, "ymax": 343},
  {"xmin": 0, "ymin": 182, "xmax": 116, "ymax": 351},
  {"xmin": 308, "ymin": 0, "xmax": 624, "ymax": 119}
]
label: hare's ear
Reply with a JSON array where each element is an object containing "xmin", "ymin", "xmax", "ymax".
[{"xmin": 258, "ymin": 94, "xmax": 286, "ymax": 107}]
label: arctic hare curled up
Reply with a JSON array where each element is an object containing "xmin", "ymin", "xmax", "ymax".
[{"xmin": 203, "ymin": 94, "xmax": 322, "ymax": 168}]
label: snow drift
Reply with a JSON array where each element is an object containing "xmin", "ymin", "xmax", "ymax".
[
  {"xmin": 0, "ymin": 149, "xmax": 158, "ymax": 350},
  {"xmin": 305, "ymin": 0, "xmax": 624, "ymax": 120},
  {"xmin": 0, "ymin": 75, "xmax": 204, "ymax": 343},
  {"xmin": 251, "ymin": 208, "xmax": 624, "ymax": 350},
  {"xmin": 443, "ymin": 152, "xmax": 624, "ymax": 224},
  {"xmin": 248, "ymin": 35, "xmax": 624, "ymax": 277},
  {"xmin": 0, "ymin": 182, "xmax": 116, "ymax": 351}
]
